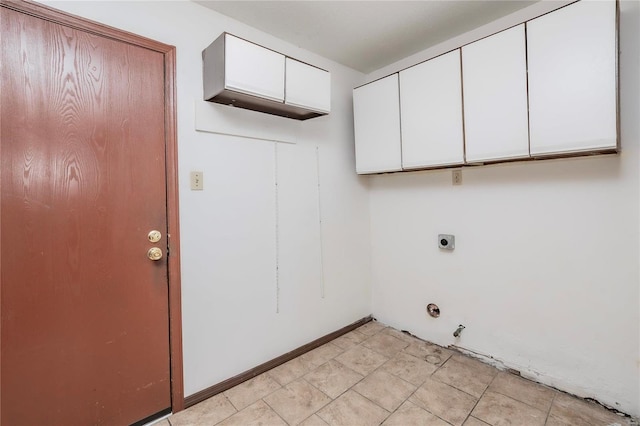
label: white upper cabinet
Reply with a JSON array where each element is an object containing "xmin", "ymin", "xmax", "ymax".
[
  {"xmin": 351, "ymin": 0, "xmax": 619, "ymax": 174},
  {"xmin": 462, "ymin": 24, "xmax": 529, "ymax": 163},
  {"xmin": 224, "ymin": 34, "xmax": 285, "ymax": 102},
  {"xmin": 203, "ymin": 33, "xmax": 329, "ymax": 120},
  {"xmin": 353, "ymin": 74, "xmax": 402, "ymax": 174},
  {"xmin": 527, "ymin": 0, "xmax": 617, "ymax": 156},
  {"xmin": 285, "ymin": 58, "xmax": 331, "ymax": 113},
  {"xmin": 399, "ymin": 50, "xmax": 464, "ymax": 169}
]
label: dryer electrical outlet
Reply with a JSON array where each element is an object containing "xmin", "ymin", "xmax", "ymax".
[{"xmin": 438, "ymin": 234, "xmax": 455, "ymax": 250}]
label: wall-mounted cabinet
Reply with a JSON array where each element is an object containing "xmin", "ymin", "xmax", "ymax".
[
  {"xmin": 527, "ymin": 0, "xmax": 618, "ymax": 156},
  {"xmin": 203, "ymin": 33, "xmax": 330, "ymax": 120},
  {"xmin": 400, "ymin": 50, "xmax": 464, "ymax": 169},
  {"xmin": 285, "ymin": 58, "xmax": 331, "ymax": 114},
  {"xmin": 221, "ymin": 33, "xmax": 285, "ymax": 102},
  {"xmin": 352, "ymin": 0, "xmax": 618, "ymax": 175},
  {"xmin": 353, "ymin": 75, "xmax": 402, "ymax": 174},
  {"xmin": 462, "ymin": 24, "xmax": 529, "ymax": 163}
]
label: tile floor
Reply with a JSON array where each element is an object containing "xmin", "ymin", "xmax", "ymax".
[{"xmin": 160, "ymin": 321, "xmax": 634, "ymax": 426}]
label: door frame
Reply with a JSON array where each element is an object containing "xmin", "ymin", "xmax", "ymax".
[{"xmin": 0, "ymin": 0, "xmax": 184, "ymax": 414}]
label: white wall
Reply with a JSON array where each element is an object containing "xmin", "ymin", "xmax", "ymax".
[
  {"xmin": 41, "ymin": 0, "xmax": 372, "ymax": 397},
  {"xmin": 367, "ymin": 0, "xmax": 640, "ymax": 417}
]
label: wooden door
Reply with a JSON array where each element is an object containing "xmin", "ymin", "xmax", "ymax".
[{"xmin": 1, "ymin": 4, "xmax": 179, "ymax": 425}]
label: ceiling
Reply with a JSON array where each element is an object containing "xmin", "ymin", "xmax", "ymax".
[{"xmin": 195, "ymin": 1, "xmax": 538, "ymax": 74}]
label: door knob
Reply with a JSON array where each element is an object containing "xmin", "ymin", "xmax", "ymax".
[
  {"xmin": 148, "ymin": 230, "xmax": 162, "ymax": 243},
  {"xmin": 147, "ymin": 247, "xmax": 163, "ymax": 261}
]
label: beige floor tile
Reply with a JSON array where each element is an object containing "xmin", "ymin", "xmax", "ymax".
[
  {"xmin": 304, "ymin": 359, "xmax": 364, "ymax": 399},
  {"xmin": 332, "ymin": 330, "xmax": 368, "ymax": 350},
  {"xmin": 299, "ymin": 414, "xmax": 330, "ymax": 426},
  {"xmin": 381, "ymin": 352, "xmax": 438, "ymax": 386},
  {"xmin": 409, "ymin": 377, "xmax": 478, "ymax": 426},
  {"xmin": 317, "ymin": 390, "xmax": 389, "ymax": 426},
  {"xmin": 453, "ymin": 354, "xmax": 498, "ymax": 374},
  {"xmin": 217, "ymin": 400, "xmax": 287, "ymax": 426},
  {"xmin": 210, "ymin": 324, "xmax": 638, "ymax": 426},
  {"xmin": 168, "ymin": 393, "xmax": 236, "ymax": 425},
  {"xmin": 352, "ymin": 370, "xmax": 416, "ymax": 412},
  {"xmin": 223, "ymin": 373, "xmax": 281, "ymax": 411},
  {"xmin": 488, "ymin": 371, "xmax": 555, "ymax": 412},
  {"xmin": 335, "ymin": 345, "xmax": 389, "ymax": 376},
  {"xmin": 381, "ymin": 327, "xmax": 420, "ymax": 344},
  {"xmin": 403, "ymin": 341, "xmax": 453, "ymax": 366},
  {"xmin": 545, "ymin": 414, "xmax": 575, "ymax": 426},
  {"xmin": 301, "ymin": 343, "xmax": 344, "ymax": 368},
  {"xmin": 263, "ymin": 379, "xmax": 331, "ymax": 425},
  {"xmin": 382, "ymin": 400, "xmax": 449, "ymax": 426},
  {"xmin": 362, "ymin": 333, "xmax": 409, "ymax": 358},
  {"xmin": 432, "ymin": 355, "xmax": 497, "ymax": 398},
  {"xmin": 357, "ymin": 321, "xmax": 387, "ymax": 336},
  {"xmin": 268, "ymin": 356, "xmax": 317, "ymax": 386},
  {"xmin": 548, "ymin": 392, "xmax": 631, "ymax": 426},
  {"xmin": 543, "ymin": 412, "xmax": 629, "ymax": 426},
  {"xmin": 471, "ymin": 391, "xmax": 546, "ymax": 426},
  {"xmin": 463, "ymin": 416, "xmax": 491, "ymax": 426}
]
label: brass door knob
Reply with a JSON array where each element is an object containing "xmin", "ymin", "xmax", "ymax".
[
  {"xmin": 147, "ymin": 247, "xmax": 163, "ymax": 261},
  {"xmin": 148, "ymin": 230, "xmax": 162, "ymax": 243}
]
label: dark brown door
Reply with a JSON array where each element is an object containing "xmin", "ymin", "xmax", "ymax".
[{"xmin": 1, "ymin": 6, "xmax": 171, "ymax": 425}]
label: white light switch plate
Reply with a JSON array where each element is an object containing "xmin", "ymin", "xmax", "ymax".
[{"xmin": 190, "ymin": 171, "xmax": 203, "ymax": 190}]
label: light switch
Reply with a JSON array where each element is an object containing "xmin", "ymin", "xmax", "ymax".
[{"xmin": 190, "ymin": 171, "xmax": 203, "ymax": 190}]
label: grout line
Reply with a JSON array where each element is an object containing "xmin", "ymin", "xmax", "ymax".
[
  {"xmin": 209, "ymin": 396, "xmax": 237, "ymax": 426},
  {"xmin": 221, "ymin": 394, "xmax": 237, "ymax": 423},
  {"xmin": 487, "ymin": 374, "xmax": 558, "ymax": 415},
  {"xmin": 418, "ymin": 357, "xmax": 457, "ymax": 426},
  {"xmin": 428, "ymin": 356, "xmax": 495, "ymax": 401},
  {"xmin": 348, "ymin": 384, "xmax": 393, "ymax": 421},
  {"xmin": 460, "ymin": 370, "xmax": 500, "ymax": 425},
  {"xmin": 260, "ymin": 396, "xmax": 289, "ymax": 426},
  {"xmin": 544, "ymin": 391, "xmax": 558, "ymax": 425},
  {"xmin": 353, "ymin": 334, "xmax": 457, "ymax": 425}
]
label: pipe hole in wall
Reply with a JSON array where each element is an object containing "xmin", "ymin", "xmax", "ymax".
[{"xmin": 426, "ymin": 303, "xmax": 440, "ymax": 318}]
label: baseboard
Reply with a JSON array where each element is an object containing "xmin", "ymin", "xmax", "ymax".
[{"xmin": 183, "ymin": 315, "xmax": 373, "ymax": 408}]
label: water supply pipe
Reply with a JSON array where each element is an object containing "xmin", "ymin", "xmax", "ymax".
[{"xmin": 453, "ymin": 324, "xmax": 465, "ymax": 338}]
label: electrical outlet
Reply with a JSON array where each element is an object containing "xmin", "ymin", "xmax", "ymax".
[
  {"xmin": 452, "ymin": 169, "xmax": 462, "ymax": 186},
  {"xmin": 438, "ymin": 234, "xmax": 455, "ymax": 250},
  {"xmin": 190, "ymin": 171, "xmax": 203, "ymax": 190}
]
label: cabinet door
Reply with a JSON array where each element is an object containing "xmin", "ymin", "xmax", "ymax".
[
  {"xmin": 353, "ymin": 74, "xmax": 402, "ymax": 174},
  {"xmin": 527, "ymin": 0, "xmax": 617, "ymax": 156},
  {"xmin": 224, "ymin": 34, "xmax": 285, "ymax": 102},
  {"xmin": 400, "ymin": 50, "xmax": 464, "ymax": 169},
  {"xmin": 462, "ymin": 24, "xmax": 529, "ymax": 163},
  {"xmin": 285, "ymin": 58, "xmax": 330, "ymax": 113}
]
